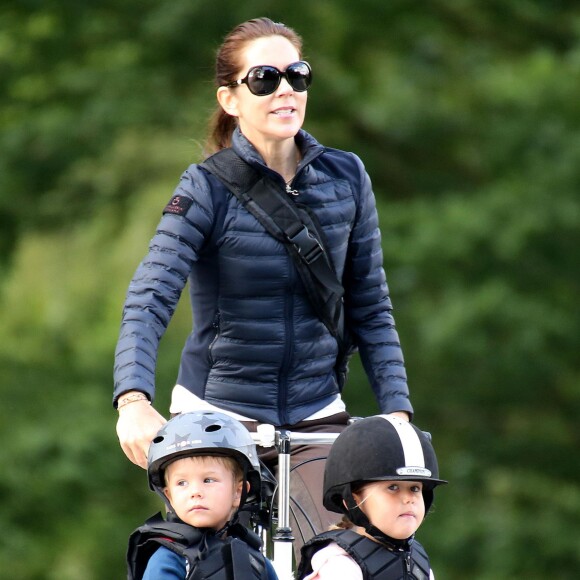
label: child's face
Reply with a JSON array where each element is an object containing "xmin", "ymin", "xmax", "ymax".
[
  {"xmin": 353, "ymin": 480, "xmax": 426, "ymax": 540},
  {"xmin": 163, "ymin": 456, "xmax": 243, "ymax": 530}
]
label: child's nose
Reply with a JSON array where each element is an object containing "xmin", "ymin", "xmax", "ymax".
[{"xmin": 189, "ymin": 485, "xmax": 203, "ymax": 497}]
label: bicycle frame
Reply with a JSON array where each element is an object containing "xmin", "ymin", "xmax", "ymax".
[{"xmin": 251, "ymin": 425, "xmax": 340, "ymax": 580}]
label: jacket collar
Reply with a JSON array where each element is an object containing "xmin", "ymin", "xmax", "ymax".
[{"xmin": 231, "ymin": 126, "xmax": 325, "ymax": 178}]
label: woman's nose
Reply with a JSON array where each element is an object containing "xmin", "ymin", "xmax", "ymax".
[{"xmin": 276, "ymin": 75, "xmax": 294, "ymax": 95}]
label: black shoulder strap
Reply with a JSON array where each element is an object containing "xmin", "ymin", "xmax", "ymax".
[
  {"xmin": 201, "ymin": 148, "xmax": 345, "ymax": 342},
  {"xmin": 226, "ymin": 523, "xmax": 263, "ymax": 552}
]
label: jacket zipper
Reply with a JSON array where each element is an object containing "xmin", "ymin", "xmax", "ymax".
[
  {"xmin": 208, "ymin": 311, "xmax": 221, "ymax": 365},
  {"xmin": 404, "ymin": 551, "xmax": 411, "ymax": 578},
  {"xmin": 277, "ymin": 253, "xmax": 295, "ymax": 425}
]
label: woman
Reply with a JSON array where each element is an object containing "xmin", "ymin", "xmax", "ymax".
[{"xmin": 114, "ymin": 17, "xmax": 413, "ymax": 551}]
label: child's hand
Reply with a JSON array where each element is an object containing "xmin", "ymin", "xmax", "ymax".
[{"xmin": 116, "ymin": 398, "xmax": 167, "ymax": 468}]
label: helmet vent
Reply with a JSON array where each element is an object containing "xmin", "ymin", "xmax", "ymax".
[
  {"xmin": 153, "ymin": 436, "xmax": 164, "ymax": 444},
  {"xmin": 205, "ymin": 424, "xmax": 222, "ymax": 432}
]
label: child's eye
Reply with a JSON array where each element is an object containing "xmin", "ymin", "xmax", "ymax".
[
  {"xmin": 387, "ymin": 484, "xmax": 399, "ymax": 491},
  {"xmin": 411, "ymin": 485, "xmax": 423, "ymax": 493},
  {"xmin": 204, "ymin": 477, "xmax": 217, "ymax": 484},
  {"xmin": 177, "ymin": 480, "xmax": 189, "ymax": 487}
]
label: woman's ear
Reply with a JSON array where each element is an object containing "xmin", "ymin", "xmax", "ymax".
[{"xmin": 217, "ymin": 86, "xmax": 239, "ymax": 118}]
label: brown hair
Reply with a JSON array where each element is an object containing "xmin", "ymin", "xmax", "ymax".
[
  {"xmin": 330, "ymin": 514, "xmax": 356, "ymax": 531},
  {"xmin": 205, "ymin": 17, "xmax": 304, "ymax": 155},
  {"xmin": 163, "ymin": 454, "xmax": 244, "ymax": 486}
]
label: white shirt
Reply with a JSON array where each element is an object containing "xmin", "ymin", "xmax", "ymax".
[
  {"xmin": 303, "ymin": 542, "xmax": 363, "ymax": 580},
  {"xmin": 170, "ymin": 384, "xmax": 346, "ymax": 421}
]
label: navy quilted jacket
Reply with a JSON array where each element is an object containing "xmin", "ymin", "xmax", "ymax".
[{"xmin": 114, "ymin": 128, "xmax": 412, "ymax": 425}]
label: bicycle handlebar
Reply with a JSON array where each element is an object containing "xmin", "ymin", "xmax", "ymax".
[{"xmin": 249, "ymin": 424, "xmax": 340, "ymax": 448}]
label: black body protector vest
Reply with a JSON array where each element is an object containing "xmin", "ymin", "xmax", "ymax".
[
  {"xmin": 298, "ymin": 529, "xmax": 431, "ymax": 580},
  {"xmin": 127, "ymin": 513, "xmax": 269, "ymax": 580}
]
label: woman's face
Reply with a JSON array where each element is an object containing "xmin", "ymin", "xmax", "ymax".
[{"xmin": 218, "ymin": 35, "xmax": 307, "ymax": 152}]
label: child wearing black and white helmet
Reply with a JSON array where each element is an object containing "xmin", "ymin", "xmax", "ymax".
[
  {"xmin": 127, "ymin": 411, "xmax": 277, "ymax": 580},
  {"xmin": 297, "ymin": 415, "xmax": 447, "ymax": 580}
]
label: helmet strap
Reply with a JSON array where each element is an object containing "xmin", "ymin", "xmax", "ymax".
[
  {"xmin": 160, "ymin": 492, "xmax": 176, "ymax": 516},
  {"xmin": 365, "ymin": 524, "xmax": 413, "ymax": 552},
  {"xmin": 214, "ymin": 513, "xmax": 237, "ymax": 538},
  {"xmin": 238, "ymin": 466, "xmax": 249, "ymax": 509}
]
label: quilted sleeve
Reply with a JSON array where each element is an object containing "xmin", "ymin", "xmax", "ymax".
[
  {"xmin": 344, "ymin": 154, "xmax": 413, "ymax": 417},
  {"xmin": 113, "ymin": 166, "xmax": 217, "ymax": 404}
]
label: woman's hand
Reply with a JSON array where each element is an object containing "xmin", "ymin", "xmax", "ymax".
[{"xmin": 116, "ymin": 396, "xmax": 167, "ymax": 469}]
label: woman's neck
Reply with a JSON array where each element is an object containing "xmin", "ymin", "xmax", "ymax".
[{"xmin": 256, "ymin": 138, "xmax": 301, "ymax": 183}]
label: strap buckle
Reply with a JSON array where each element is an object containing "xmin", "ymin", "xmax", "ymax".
[{"xmin": 287, "ymin": 226, "xmax": 324, "ymax": 265}]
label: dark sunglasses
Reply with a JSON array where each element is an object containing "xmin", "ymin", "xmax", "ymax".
[{"xmin": 225, "ymin": 61, "xmax": 312, "ymax": 96}]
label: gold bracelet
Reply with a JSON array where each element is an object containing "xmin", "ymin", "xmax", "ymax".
[{"xmin": 117, "ymin": 392, "xmax": 150, "ymax": 410}]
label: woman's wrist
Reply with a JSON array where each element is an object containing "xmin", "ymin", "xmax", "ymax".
[{"xmin": 117, "ymin": 391, "xmax": 150, "ymax": 411}]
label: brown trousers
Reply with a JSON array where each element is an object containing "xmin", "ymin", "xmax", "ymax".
[{"xmin": 242, "ymin": 412, "xmax": 350, "ymax": 561}]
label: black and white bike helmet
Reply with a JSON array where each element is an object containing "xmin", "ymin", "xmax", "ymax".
[
  {"xmin": 323, "ymin": 415, "xmax": 447, "ymax": 531},
  {"xmin": 148, "ymin": 411, "xmax": 262, "ymax": 507}
]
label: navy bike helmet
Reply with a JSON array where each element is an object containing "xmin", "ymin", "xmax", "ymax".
[
  {"xmin": 323, "ymin": 415, "xmax": 447, "ymax": 535},
  {"xmin": 148, "ymin": 411, "xmax": 262, "ymax": 508}
]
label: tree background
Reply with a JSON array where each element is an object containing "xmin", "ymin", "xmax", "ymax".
[{"xmin": 1, "ymin": 0, "xmax": 580, "ymax": 578}]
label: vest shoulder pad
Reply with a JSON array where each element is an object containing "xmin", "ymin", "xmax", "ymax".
[
  {"xmin": 299, "ymin": 529, "xmax": 431, "ymax": 580},
  {"xmin": 127, "ymin": 513, "xmax": 216, "ymax": 580}
]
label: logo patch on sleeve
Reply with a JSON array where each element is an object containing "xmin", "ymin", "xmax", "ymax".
[{"xmin": 163, "ymin": 195, "xmax": 193, "ymax": 216}]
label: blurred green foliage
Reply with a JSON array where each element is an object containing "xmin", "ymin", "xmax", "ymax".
[{"xmin": 1, "ymin": 0, "xmax": 580, "ymax": 578}]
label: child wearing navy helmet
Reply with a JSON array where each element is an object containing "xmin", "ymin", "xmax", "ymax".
[{"xmin": 297, "ymin": 415, "xmax": 447, "ymax": 580}]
